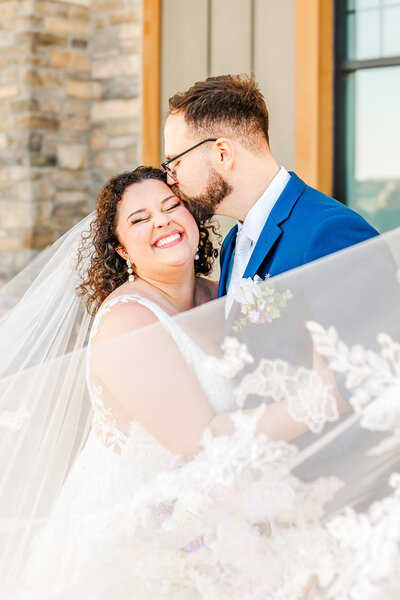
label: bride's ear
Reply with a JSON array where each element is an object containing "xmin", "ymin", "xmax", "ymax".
[{"xmin": 115, "ymin": 245, "xmax": 128, "ymax": 260}]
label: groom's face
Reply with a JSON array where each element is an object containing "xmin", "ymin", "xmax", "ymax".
[{"xmin": 164, "ymin": 112, "xmax": 232, "ymax": 222}]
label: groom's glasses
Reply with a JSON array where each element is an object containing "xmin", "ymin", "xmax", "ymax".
[{"xmin": 162, "ymin": 138, "xmax": 217, "ymax": 180}]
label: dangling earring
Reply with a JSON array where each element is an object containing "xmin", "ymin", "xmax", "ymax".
[
  {"xmin": 126, "ymin": 257, "xmax": 135, "ymax": 282},
  {"xmin": 195, "ymin": 247, "xmax": 200, "ymax": 261}
]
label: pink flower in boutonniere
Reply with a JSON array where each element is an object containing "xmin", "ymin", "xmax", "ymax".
[{"xmin": 232, "ymin": 274, "xmax": 293, "ymax": 332}]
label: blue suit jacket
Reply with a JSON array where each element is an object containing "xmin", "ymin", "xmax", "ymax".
[{"xmin": 218, "ymin": 172, "xmax": 378, "ymax": 297}]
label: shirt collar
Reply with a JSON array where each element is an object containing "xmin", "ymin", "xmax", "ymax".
[{"xmin": 237, "ymin": 167, "xmax": 291, "ymax": 243}]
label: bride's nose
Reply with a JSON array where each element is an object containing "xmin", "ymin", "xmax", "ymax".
[{"xmin": 153, "ymin": 212, "xmax": 171, "ymax": 228}]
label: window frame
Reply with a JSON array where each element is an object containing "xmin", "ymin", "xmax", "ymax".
[{"xmin": 334, "ymin": 0, "xmax": 400, "ymax": 204}]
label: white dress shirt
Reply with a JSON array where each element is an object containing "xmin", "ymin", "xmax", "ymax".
[{"xmin": 226, "ymin": 166, "xmax": 291, "ymax": 294}]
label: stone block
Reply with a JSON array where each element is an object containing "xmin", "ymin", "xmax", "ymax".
[
  {"xmin": 56, "ymin": 0, "xmax": 90, "ymax": 6},
  {"xmin": 33, "ymin": 202, "xmax": 53, "ymax": 227},
  {"xmin": 11, "ymin": 99, "xmax": 40, "ymax": 113},
  {"xmin": 69, "ymin": 5, "xmax": 90, "ymax": 20},
  {"xmin": 32, "ymin": 179, "xmax": 54, "ymax": 200},
  {"xmin": 61, "ymin": 113, "xmax": 89, "ymax": 131},
  {"xmin": 65, "ymin": 80, "xmax": 101, "ymax": 99},
  {"xmin": 90, "ymin": 131, "xmax": 108, "ymax": 150},
  {"xmin": 0, "ymin": 32, "xmax": 15, "ymax": 49},
  {"xmin": 0, "ymin": 3, "xmax": 19, "ymax": 19},
  {"xmin": 28, "ymin": 133, "xmax": 42, "ymax": 152},
  {"xmin": 50, "ymin": 49, "xmax": 89, "ymax": 71},
  {"xmin": 120, "ymin": 40, "xmax": 141, "ymax": 54},
  {"xmin": 118, "ymin": 23, "xmax": 140, "ymax": 40},
  {"xmin": 41, "ymin": 98, "xmax": 62, "ymax": 114},
  {"xmin": 62, "ymin": 99, "xmax": 88, "ymax": 114},
  {"xmin": 1, "ymin": 69, "xmax": 18, "ymax": 84},
  {"xmin": 108, "ymin": 120, "xmax": 139, "ymax": 135},
  {"xmin": 18, "ymin": 181, "xmax": 32, "ymax": 202},
  {"xmin": 92, "ymin": 54, "xmax": 139, "ymax": 79},
  {"xmin": 9, "ymin": 167, "xmax": 32, "ymax": 180},
  {"xmin": 126, "ymin": 148, "xmax": 138, "ymax": 164},
  {"xmin": 91, "ymin": 98, "xmax": 138, "ymax": 121},
  {"xmin": 50, "ymin": 169, "xmax": 88, "ymax": 181},
  {"xmin": 32, "ymin": 32, "xmax": 68, "ymax": 47},
  {"xmin": 34, "ymin": 1, "xmax": 69, "ymax": 16},
  {"xmin": 17, "ymin": 115, "xmax": 59, "ymax": 131},
  {"xmin": 71, "ymin": 39, "xmax": 88, "ymax": 49},
  {"xmin": 57, "ymin": 144, "xmax": 88, "ymax": 170},
  {"xmin": 0, "ymin": 86, "xmax": 18, "ymax": 99},
  {"xmin": 0, "ymin": 134, "xmax": 8, "ymax": 150},
  {"xmin": 92, "ymin": 0, "xmax": 124, "ymax": 14},
  {"xmin": 31, "ymin": 229, "xmax": 55, "ymax": 250},
  {"xmin": 92, "ymin": 150, "xmax": 126, "ymax": 169},
  {"xmin": 109, "ymin": 136, "xmax": 132, "ymax": 149},
  {"xmin": 44, "ymin": 17, "xmax": 89, "ymax": 36},
  {"xmin": 56, "ymin": 190, "xmax": 88, "ymax": 204},
  {"xmin": 102, "ymin": 79, "xmax": 138, "ymax": 100},
  {"xmin": 31, "ymin": 154, "xmax": 57, "ymax": 167},
  {"xmin": 91, "ymin": 28, "xmax": 118, "ymax": 55},
  {"xmin": 0, "ymin": 236, "xmax": 22, "ymax": 251},
  {"xmin": 23, "ymin": 70, "xmax": 60, "ymax": 87},
  {"xmin": 109, "ymin": 10, "xmax": 140, "ymax": 26},
  {"xmin": 29, "ymin": 56, "xmax": 50, "ymax": 69},
  {"xmin": 0, "ymin": 202, "xmax": 33, "ymax": 228},
  {"xmin": 93, "ymin": 18, "xmax": 106, "ymax": 29}
]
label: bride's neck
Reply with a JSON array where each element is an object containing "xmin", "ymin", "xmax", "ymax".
[{"xmin": 138, "ymin": 269, "xmax": 197, "ymax": 313}]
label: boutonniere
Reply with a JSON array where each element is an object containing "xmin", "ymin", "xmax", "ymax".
[{"xmin": 232, "ymin": 275, "xmax": 293, "ymax": 331}]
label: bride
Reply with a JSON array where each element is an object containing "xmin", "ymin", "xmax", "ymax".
[{"xmin": 0, "ymin": 166, "xmax": 399, "ymax": 599}]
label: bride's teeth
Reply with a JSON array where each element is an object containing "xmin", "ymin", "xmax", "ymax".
[{"xmin": 155, "ymin": 233, "xmax": 181, "ymax": 247}]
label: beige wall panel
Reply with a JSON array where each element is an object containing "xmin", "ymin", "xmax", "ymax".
[
  {"xmin": 161, "ymin": 0, "xmax": 208, "ymax": 147},
  {"xmin": 254, "ymin": 0, "xmax": 295, "ymax": 169},
  {"xmin": 210, "ymin": 0, "xmax": 252, "ymax": 76}
]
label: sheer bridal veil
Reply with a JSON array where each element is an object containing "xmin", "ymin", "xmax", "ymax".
[{"xmin": 0, "ymin": 215, "xmax": 400, "ymax": 599}]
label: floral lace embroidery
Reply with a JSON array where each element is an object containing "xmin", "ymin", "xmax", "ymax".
[
  {"xmin": 233, "ymin": 358, "xmax": 338, "ymax": 434},
  {"xmin": 307, "ymin": 322, "xmax": 400, "ymax": 412},
  {"xmin": 87, "ymin": 295, "xmax": 142, "ymax": 453},
  {"xmin": 90, "ymin": 383, "xmax": 127, "ymax": 453},
  {"xmin": 323, "ymin": 472, "xmax": 400, "ymax": 599}
]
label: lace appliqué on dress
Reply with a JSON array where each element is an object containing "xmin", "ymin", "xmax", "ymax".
[
  {"xmin": 91, "ymin": 383, "xmax": 127, "ymax": 453},
  {"xmin": 87, "ymin": 294, "xmax": 142, "ymax": 453}
]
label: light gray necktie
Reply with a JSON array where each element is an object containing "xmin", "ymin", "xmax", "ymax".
[{"xmin": 225, "ymin": 229, "xmax": 252, "ymax": 317}]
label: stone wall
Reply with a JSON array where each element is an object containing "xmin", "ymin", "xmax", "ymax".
[
  {"xmin": 90, "ymin": 0, "xmax": 141, "ymax": 193},
  {"xmin": 0, "ymin": 0, "xmax": 141, "ymax": 286}
]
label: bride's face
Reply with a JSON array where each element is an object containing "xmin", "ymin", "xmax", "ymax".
[{"xmin": 115, "ymin": 179, "xmax": 200, "ymax": 278}]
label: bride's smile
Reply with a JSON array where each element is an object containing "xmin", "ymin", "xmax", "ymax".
[{"xmin": 153, "ymin": 230, "xmax": 184, "ymax": 248}]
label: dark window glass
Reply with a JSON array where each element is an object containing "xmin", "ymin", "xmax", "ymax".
[{"xmin": 335, "ymin": 0, "xmax": 400, "ymax": 232}]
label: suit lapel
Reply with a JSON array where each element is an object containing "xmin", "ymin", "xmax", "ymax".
[
  {"xmin": 243, "ymin": 172, "xmax": 306, "ymax": 279},
  {"xmin": 218, "ymin": 225, "xmax": 237, "ymax": 297}
]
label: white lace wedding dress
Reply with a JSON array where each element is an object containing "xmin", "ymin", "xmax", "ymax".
[{"xmin": 20, "ymin": 294, "xmax": 236, "ymax": 600}]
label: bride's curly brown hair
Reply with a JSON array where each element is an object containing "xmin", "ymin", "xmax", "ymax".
[{"xmin": 76, "ymin": 166, "xmax": 220, "ymax": 315}]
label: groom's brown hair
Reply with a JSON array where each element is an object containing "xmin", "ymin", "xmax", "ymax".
[{"xmin": 168, "ymin": 74, "xmax": 269, "ymax": 147}]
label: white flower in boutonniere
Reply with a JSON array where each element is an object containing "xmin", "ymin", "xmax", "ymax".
[{"xmin": 232, "ymin": 274, "xmax": 293, "ymax": 332}]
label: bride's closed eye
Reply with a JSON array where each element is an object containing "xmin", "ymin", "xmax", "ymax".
[
  {"xmin": 163, "ymin": 201, "xmax": 181, "ymax": 212},
  {"xmin": 131, "ymin": 214, "xmax": 150, "ymax": 225},
  {"xmin": 130, "ymin": 201, "xmax": 181, "ymax": 225}
]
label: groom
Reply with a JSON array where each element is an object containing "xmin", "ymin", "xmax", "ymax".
[{"xmin": 163, "ymin": 74, "xmax": 378, "ymax": 303}]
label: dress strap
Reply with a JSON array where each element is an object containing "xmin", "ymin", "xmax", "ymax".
[{"xmin": 90, "ymin": 294, "xmax": 199, "ymax": 364}]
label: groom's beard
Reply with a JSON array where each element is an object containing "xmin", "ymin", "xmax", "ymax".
[{"xmin": 171, "ymin": 169, "xmax": 232, "ymax": 222}]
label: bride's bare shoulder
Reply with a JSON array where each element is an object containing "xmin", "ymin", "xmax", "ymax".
[{"xmin": 92, "ymin": 284, "xmax": 158, "ymax": 344}]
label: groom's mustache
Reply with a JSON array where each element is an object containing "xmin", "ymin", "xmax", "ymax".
[{"xmin": 170, "ymin": 175, "xmax": 232, "ymax": 223}]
